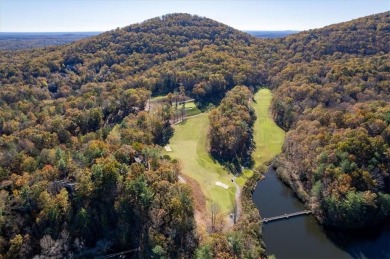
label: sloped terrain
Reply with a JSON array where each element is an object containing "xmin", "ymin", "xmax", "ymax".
[{"xmin": 0, "ymin": 11, "xmax": 389, "ymax": 257}]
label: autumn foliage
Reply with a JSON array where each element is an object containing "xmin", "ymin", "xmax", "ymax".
[
  {"xmin": 209, "ymin": 85, "xmax": 255, "ymax": 171},
  {"xmin": 0, "ymin": 11, "xmax": 389, "ymax": 257}
]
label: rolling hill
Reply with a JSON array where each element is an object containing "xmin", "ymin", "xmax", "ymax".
[{"xmin": 0, "ymin": 11, "xmax": 389, "ymax": 258}]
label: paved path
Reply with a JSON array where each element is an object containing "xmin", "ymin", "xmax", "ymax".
[
  {"xmin": 226, "ymin": 177, "xmax": 242, "ymax": 227},
  {"xmin": 232, "ymin": 177, "xmax": 242, "ymax": 223}
]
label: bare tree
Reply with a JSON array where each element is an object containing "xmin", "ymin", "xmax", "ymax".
[
  {"xmin": 211, "ymin": 202, "xmax": 219, "ymax": 232},
  {"xmin": 39, "ymin": 230, "xmax": 71, "ymax": 258}
]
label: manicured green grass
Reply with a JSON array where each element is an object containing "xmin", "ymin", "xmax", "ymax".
[
  {"xmin": 178, "ymin": 101, "xmax": 201, "ymax": 117},
  {"xmin": 252, "ymin": 88, "xmax": 285, "ymax": 166},
  {"xmin": 162, "ymin": 89, "xmax": 284, "ymax": 216},
  {"xmin": 163, "ymin": 113, "xmax": 236, "ymax": 214},
  {"xmin": 184, "ymin": 101, "xmax": 202, "ymax": 117},
  {"xmin": 184, "ymin": 102, "xmax": 196, "ymax": 109},
  {"xmin": 151, "ymin": 96, "xmax": 202, "ymax": 117},
  {"xmin": 235, "ymin": 169, "xmax": 254, "ymax": 187}
]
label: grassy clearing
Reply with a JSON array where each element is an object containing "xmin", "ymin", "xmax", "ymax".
[
  {"xmin": 185, "ymin": 102, "xmax": 196, "ymax": 109},
  {"xmin": 235, "ymin": 88, "xmax": 285, "ymax": 185},
  {"xmin": 183, "ymin": 101, "xmax": 202, "ymax": 117},
  {"xmin": 150, "ymin": 95, "xmax": 201, "ymax": 117},
  {"xmin": 235, "ymin": 169, "xmax": 254, "ymax": 187},
  {"xmin": 162, "ymin": 88, "xmax": 284, "ymax": 217},
  {"xmin": 163, "ymin": 113, "xmax": 236, "ymax": 214},
  {"xmin": 252, "ymin": 88, "xmax": 285, "ymax": 166},
  {"xmin": 172, "ymin": 101, "xmax": 202, "ymax": 117}
]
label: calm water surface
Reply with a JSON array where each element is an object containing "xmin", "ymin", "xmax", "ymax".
[{"xmin": 252, "ymin": 167, "xmax": 390, "ymax": 259}]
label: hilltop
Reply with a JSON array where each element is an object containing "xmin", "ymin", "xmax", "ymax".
[
  {"xmin": 0, "ymin": 11, "xmax": 389, "ymax": 258},
  {"xmin": 0, "ymin": 13, "xmax": 266, "ymax": 258}
]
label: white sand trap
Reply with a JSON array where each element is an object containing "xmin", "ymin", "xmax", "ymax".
[
  {"xmin": 178, "ymin": 175, "xmax": 186, "ymax": 183},
  {"xmin": 164, "ymin": 145, "xmax": 172, "ymax": 152},
  {"xmin": 216, "ymin": 181, "xmax": 229, "ymax": 189}
]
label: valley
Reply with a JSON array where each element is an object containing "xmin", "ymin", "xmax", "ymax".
[{"xmin": 0, "ymin": 11, "xmax": 389, "ymax": 258}]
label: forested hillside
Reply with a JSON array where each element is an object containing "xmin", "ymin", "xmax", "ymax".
[
  {"xmin": 0, "ymin": 14, "xmax": 262, "ymax": 99},
  {"xmin": 271, "ymin": 12, "xmax": 390, "ymax": 228},
  {"xmin": 0, "ymin": 11, "xmax": 389, "ymax": 257},
  {"xmin": 0, "ymin": 13, "xmax": 266, "ymax": 258}
]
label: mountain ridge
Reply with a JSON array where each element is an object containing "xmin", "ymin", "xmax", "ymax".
[{"xmin": 0, "ymin": 11, "xmax": 389, "ymax": 258}]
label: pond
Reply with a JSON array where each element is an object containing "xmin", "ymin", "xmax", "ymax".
[{"xmin": 252, "ymin": 167, "xmax": 390, "ymax": 259}]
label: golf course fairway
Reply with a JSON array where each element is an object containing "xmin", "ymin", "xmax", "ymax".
[
  {"xmin": 252, "ymin": 88, "xmax": 285, "ymax": 166},
  {"xmin": 164, "ymin": 113, "xmax": 236, "ymax": 215},
  {"xmin": 164, "ymin": 88, "xmax": 285, "ymax": 217}
]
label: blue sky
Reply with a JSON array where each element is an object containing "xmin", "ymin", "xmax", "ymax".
[{"xmin": 0, "ymin": 0, "xmax": 388, "ymax": 32}]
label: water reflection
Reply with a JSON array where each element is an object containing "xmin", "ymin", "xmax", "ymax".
[
  {"xmin": 253, "ymin": 167, "xmax": 390, "ymax": 259},
  {"xmin": 323, "ymin": 221, "xmax": 390, "ymax": 259}
]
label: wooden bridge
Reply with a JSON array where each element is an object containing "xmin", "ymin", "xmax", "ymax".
[{"xmin": 261, "ymin": 210, "xmax": 312, "ymax": 223}]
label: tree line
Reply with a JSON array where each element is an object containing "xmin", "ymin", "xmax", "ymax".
[
  {"xmin": 0, "ymin": 11, "xmax": 389, "ymax": 257},
  {"xmin": 209, "ymin": 85, "xmax": 256, "ymax": 172}
]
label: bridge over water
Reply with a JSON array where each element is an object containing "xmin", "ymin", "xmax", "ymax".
[{"xmin": 261, "ymin": 210, "xmax": 312, "ymax": 223}]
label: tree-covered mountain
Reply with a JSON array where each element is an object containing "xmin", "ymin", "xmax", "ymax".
[
  {"xmin": 278, "ymin": 12, "xmax": 389, "ymax": 62},
  {"xmin": 271, "ymin": 12, "xmax": 390, "ymax": 228},
  {"xmin": 0, "ymin": 13, "xmax": 265, "ymax": 258},
  {"xmin": 0, "ymin": 11, "xmax": 389, "ymax": 257}
]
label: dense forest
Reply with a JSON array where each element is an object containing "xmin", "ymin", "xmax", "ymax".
[
  {"xmin": 0, "ymin": 11, "xmax": 389, "ymax": 257},
  {"xmin": 209, "ymin": 85, "xmax": 255, "ymax": 171},
  {"xmin": 271, "ymin": 13, "xmax": 390, "ymax": 228},
  {"xmin": 0, "ymin": 14, "xmax": 265, "ymax": 258}
]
